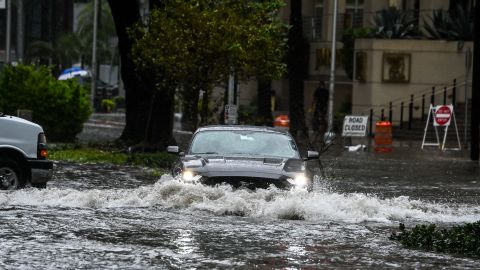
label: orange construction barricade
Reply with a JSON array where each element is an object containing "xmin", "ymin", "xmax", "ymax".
[
  {"xmin": 374, "ymin": 121, "xmax": 392, "ymax": 152},
  {"xmin": 274, "ymin": 115, "xmax": 290, "ymax": 128}
]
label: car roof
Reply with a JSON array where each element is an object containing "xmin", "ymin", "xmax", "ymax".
[{"xmin": 195, "ymin": 125, "xmax": 291, "ymax": 135}]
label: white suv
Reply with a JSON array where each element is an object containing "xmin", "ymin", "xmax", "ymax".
[{"xmin": 0, "ymin": 113, "xmax": 53, "ymax": 189}]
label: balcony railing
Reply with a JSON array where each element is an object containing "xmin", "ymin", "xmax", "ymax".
[{"xmin": 302, "ymin": 12, "xmax": 364, "ymax": 42}]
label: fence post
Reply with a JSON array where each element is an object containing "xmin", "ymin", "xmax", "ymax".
[
  {"xmin": 389, "ymin": 102, "xmax": 393, "ymax": 123},
  {"xmin": 369, "ymin": 109, "xmax": 373, "ymax": 136},
  {"xmin": 409, "ymin": 95, "xmax": 413, "ymax": 130},
  {"xmin": 443, "ymin": 86, "xmax": 447, "ymax": 105},
  {"xmin": 422, "ymin": 94, "xmax": 425, "ymax": 121},
  {"xmin": 452, "ymin": 79, "xmax": 456, "ymax": 107},
  {"xmin": 431, "ymin": 86, "xmax": 435, "ymax": 105},
  {"xmin": 400, "ymin": 102, "xmax": 404, "ymax": 129}
]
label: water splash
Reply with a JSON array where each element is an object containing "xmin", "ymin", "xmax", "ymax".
[{"xmin": 0, "ymin": 175, "xmax": 478, "ymax": 224}]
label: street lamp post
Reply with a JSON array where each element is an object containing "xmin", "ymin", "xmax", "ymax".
[
  {"xmin": 91, "ymin": 0, "xmax": 99, "ymax": 108},
  {"xmin": 325, "ymin": 0, "xmax": 338, "ymax": 143},
  {"xmin": 5, "ymin": 0, "xmax": 11, "ymax": 63},
  {"xmin": 471, "ymin": 0, "xmax": 480, "ymax": 161}
]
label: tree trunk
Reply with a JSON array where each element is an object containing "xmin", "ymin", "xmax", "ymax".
[
  {"xmin": 108, "ymin": 0, "xmax": 174, "ymax": 149},
  {"xmin": 144, "ymin": 88, "xmax": 176, "ymax": 148},
  {"xmin": 181, "ymin": 83, "xmax": 200, "ymax": 132},
  {"xmin": 257, "ymin": 80, "xmax": 273, "ymax": 126},
  {"xmin": 287, "ymin": 0, "xmax": 308, "ymax": 140}
]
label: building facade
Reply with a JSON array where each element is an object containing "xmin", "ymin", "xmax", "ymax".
[
  {"xmin": 236, "ymin": 0, "xmax": 473, "ymax": 131},
  {"xmin": 0, "ymin": 0, "xmax": 74, "ymax": 62}
]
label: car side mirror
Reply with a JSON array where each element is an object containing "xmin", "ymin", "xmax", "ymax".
[
  {"xmin": 306, "ymin": 150, "xmax": 319, "ymax": 160},
  {"xmin": 167, "ymin": 145, "xmax": 180, "ymax": 154}
]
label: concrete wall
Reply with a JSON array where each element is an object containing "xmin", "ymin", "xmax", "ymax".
[{"xmin": 353, "ymin": 39, "xmax": 472, "ymax": 124}]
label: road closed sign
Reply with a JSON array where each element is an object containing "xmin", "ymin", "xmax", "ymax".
[
  {"xmin": 342, "ymin": 116, "xmax": 368, "ymax": 137},
  {"xmin": 433, "ymin": 105, "xmax": 453, "ymax": 126}
]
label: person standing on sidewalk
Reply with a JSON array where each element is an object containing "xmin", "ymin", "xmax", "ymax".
[{"xmin": 311, "ymin": 81, "xmax": 329, "ymax": 135}]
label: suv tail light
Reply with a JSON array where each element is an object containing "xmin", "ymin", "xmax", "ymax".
[{"xmin": 37, "ymin": 133, "xmax": 48, "ymax": 159}]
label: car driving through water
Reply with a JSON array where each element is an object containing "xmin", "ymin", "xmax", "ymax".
[{"xmin": 167, "ymin": 125, "xmax": 319, "ymax": 190}]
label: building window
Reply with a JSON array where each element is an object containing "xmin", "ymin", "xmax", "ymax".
[
  {"xmin": 389, "ymin": 0, "xmax": 405, "ymax": 9},
  {"xmin": 345, "ymin": 0, "xmax": 364, "ymax": 29},
  {"xmin": 315, "ymin": 0, "xmax": 324, "ymax": 17},
  {"xmin": 303, "ymin": 0, "xmax": 324, "ymax": 41}
]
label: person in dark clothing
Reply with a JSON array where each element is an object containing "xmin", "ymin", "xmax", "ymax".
[{"xmin": 311, "ymin": 81, "xmax": 329, "ymax": 134}]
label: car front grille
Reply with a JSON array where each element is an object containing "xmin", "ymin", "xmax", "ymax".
[{"xmin": 202, "ymin": 176, "xmax": 289, "ymax": 190}]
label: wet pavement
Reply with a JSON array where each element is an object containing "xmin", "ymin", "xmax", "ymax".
[{"xmin": 0, "ymin": 146, "xmax": 480, "ymax": 269}]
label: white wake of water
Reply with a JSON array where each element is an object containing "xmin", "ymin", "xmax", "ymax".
[{"xmin": 0, "ymin": 175, "xmax": 478, "ymax": 224}]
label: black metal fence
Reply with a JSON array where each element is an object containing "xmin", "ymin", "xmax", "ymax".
[{"xmin": 366, "ymin": 78, "xmax": 466, "ymax": 136}]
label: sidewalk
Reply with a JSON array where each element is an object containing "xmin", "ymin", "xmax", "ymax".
[
  {"xmin": 323, "ymin": 137, "xmax": 473, "ymax": 162},
  {"xmin": 77, "ymin": 113, "xmax": 125, "ymax": 143},
  {"xmin": 77, "ymin": 113, "xmax": 475, "ymax": 162}
]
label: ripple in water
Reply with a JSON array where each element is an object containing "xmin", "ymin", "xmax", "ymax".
[{"xmin": 0, "ymin": 175, "xmax": 478, "ymax": 224}]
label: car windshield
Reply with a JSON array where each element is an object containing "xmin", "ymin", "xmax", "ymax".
[{"xmin": 189, "ymin": 130, "xmax": 299, "ymax": 158}]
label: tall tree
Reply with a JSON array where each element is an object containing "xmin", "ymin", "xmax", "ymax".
[
  {"xmin": 287, "ymin": 0, "xmax": 309, "ymax": 139},
  {"xmin": 107, "ymin": 0, "xmax": 174, "ymax": 149},
  {"xmin": 131, "ymin": 0, "xmax": 287, "ymax": 132}
]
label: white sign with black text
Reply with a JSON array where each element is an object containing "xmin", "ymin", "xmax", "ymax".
[
  {"xmin": 342, "ymin": 116, "xmax": 368, "ymax": 137},
  {"xmin": 224, "ymin": 104, "xmax": 238, "ymax": 125}
]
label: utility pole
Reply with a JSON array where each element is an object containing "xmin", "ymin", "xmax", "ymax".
[
  {"xmin": 325, "ymin": 0, "xmax": 338, "ymax": 141},
  {"xmin": 91, "ymin": 0, "xmax": 99, "ymax": 108},
  {"xmin": 5, "ymin": 0, "xmax": 11, "ymax": 63},
  {"xmin": 16, "ymin": 0, "xmax": 23, "ymax": 62},
  {"xmin": 471, "ymin": 0, "xmax": 480, "ymax": 160}
]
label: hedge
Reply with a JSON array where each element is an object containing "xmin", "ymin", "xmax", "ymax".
[{"xmin": 0, "ymin": 64, "xmax": 91, "ymax": 142}]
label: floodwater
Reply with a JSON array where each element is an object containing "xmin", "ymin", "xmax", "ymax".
[{"xmin": 1, "ymin": 152, "xmax": 480, "ymax": 269}]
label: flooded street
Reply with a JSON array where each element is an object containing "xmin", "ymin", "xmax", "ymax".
[{"xmin": 1, "ymin": 152, "xmax": 480, "ymax": 269}]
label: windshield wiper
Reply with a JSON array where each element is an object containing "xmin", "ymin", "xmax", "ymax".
[{"xmin": 193, "ymin": 152, "xmax": 218, "ymax": 155}]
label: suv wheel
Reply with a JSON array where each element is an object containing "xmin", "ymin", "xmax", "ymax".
[{"xmin": 0, "ymin": 158, "xmax": 26, "ymax": 190}]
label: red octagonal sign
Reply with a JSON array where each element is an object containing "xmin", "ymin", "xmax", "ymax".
[{"xmin": 434, "ymin": 105, "xmax": 452, "ymax": 126}]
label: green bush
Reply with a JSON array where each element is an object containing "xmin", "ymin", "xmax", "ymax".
[
  {"xmin": 101, "ymin": 98, "xmax": 116, "ymax": 112},
  {"xmin": 113, "ymin": 95, "xmax": 125, "ymax": 109},
  {"xmin": 390, "ymin": 222, "xmax": 480, "ymax": 257},
  {"xmin": 0, "ymin": 64, "xmax": 91, "ymax": 142}
]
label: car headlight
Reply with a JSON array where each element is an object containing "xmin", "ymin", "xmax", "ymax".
[
  {"xmin": 287, "ymin": 174, "xmax": 309, "ymax": 187},
  {"xmin": 182, "ymin": 171, "xmax": 202, "ymax": 182}
]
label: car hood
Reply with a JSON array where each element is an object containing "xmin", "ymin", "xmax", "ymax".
[{"xmin": 181, "ymin": 155, "xmax": 305, "ymax": 178}]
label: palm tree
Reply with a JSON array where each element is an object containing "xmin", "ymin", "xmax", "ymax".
[
  {"xmin": 372, "ymin": 7, "xmax": 418, "ymax": 39},
  {"xmin": 76, "ymin": 0, "xmax": 118, "ymax": 67},
  {"xmin": 26, "ymin": 0, "xmax": 118, "ymax": 73},
  {"xmin": 423, "ymin": 4, "xmax": 473, "ymax": 41}
]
